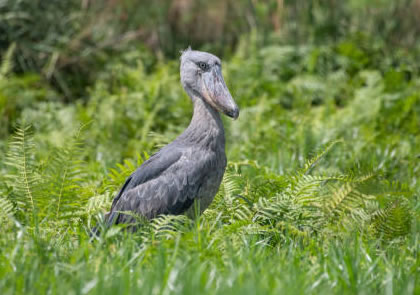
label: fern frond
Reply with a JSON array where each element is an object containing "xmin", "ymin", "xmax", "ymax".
[
  {"xmin": 85, "ymin": 193, "xmax": 111, "ymax": 216},
  {"xmin": 0, "ymin": 195, "xmax": 15, "ymax": 225},
  {"xmin": 254, "ymin": 196, "xmax": 295, "ymax": 224},
  {"xmin": 352, "ymin": 171, "xmax": 376, "ymax": 183},
  {"xmin": 221, "ymin": 170, "xmax": 242, "ymax": 201},
  {"xmin": 45, "ymin": 125, "xmax": 87, "ymax": 220},
  {"xmin": 291, "ymin": 175, "xmax": 323, "ymax": 205},
  {"xmin": 151, "ymin": 214, "xmax": 191, "ymax": 240},
  {"xmin": 206, "ymin": 169, "xmax": 250, "ymax": 223},
  {"xmin": 233, "ymin": 203, "xmax": 253, "ymax": 221},
  {"xmin": 300, "ymin": 140, "xmax": 342, "ymax": 175},
  {"xmin": 5, "ymin": 124, "xmax": 41, "ymax": 218},
  {"xmin": 276, "ymin": 221, "xmax": 310, "ymax": 239},
  {"xmin": 0, "ymin": 43, "xmax": 16, "ymax": 78},
  {"xmin": 371, "ymin": 198, "xmax": 411, "ymax": 240},
  {"xmin": 324, "ymin": 183, "xmax": 374, "ymax": 220}
]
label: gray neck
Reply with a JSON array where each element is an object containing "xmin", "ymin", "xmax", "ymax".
[{"xmin": 178, "ymin": 95, "xmax": 225, "ymax": 151}]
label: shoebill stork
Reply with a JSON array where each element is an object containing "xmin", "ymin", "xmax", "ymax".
[{"xmin": 103, "ymin": 48, "xmax": 239, "ymax": 227}]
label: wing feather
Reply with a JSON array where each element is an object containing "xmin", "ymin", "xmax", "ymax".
[{"xmin": 107, "ymin": 146, "xmax": 212, "ymax": 225}]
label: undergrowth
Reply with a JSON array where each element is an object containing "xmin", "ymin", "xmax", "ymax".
[{"xmin": 0, "ymin": 33, "xmax": 419, "ymax": 294}]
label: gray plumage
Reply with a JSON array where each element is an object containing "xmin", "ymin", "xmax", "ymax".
[{"xmin": 105, "ymin": 48, "xmax": 239, "ymax": 226}]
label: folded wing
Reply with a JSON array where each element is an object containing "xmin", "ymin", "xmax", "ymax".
[{"xmin": 106, "ymin": 145, "xmax": 211, "ymax": 225}]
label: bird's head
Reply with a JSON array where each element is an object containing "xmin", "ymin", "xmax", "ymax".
[{"xmin": 180, "ymin": 48, "xmax": 239, "ymax": 120}]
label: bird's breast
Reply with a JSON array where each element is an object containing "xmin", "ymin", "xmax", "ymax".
[{"xmin": 185, "ymin": 146, "xmax": 226, "ymax": 217}]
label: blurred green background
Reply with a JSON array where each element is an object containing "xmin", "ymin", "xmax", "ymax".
[
  {"xmin": 0, "ymin": 1, "xmax": 419, "ymax": 294},
  {"xmin": 2, "ymin": 0, "xmax": 420, "ymax": 98}
]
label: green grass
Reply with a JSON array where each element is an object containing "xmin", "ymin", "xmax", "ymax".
[
  {"xmin": 0, "ymin": 34, "xmax": 419, "ymax": 294},
  {"xmin": 0, "ymin": 219, "xmax": 418, "ymax": 294}
]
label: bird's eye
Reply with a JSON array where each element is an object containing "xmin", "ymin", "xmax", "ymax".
[{"xmin": 198, "ymin": 62, "xmax": 209, "ymax": 71}]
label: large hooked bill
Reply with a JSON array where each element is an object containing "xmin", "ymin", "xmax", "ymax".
[{"xmin": 201, "ymin": 66, "xmax": 239, "ymax": 119}]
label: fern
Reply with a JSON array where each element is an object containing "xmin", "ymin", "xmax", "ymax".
[
  {"xmin": 205, "ymin": 169, "xmax": 248, "ymax": 224},
  {"xmin": 323, "ymin": 183, "xmax": 375, "ymax": 220},
  {"xmin": 242, "ymin": 140, "xmax": 413, "ymax": 243},
  {"xmin": 300, "ymin": 140, "xmax": 342, "ymax": 176},
  {"xmin": 0, "ymin": 43, "xmax": 15, "ymax": 78},
  {"xmin": 85, "ymin": 193, "xmax": 111, "ymax": 216},
  {"xmin": 45, "ymin": 125, "xmax": 86, "ymax": 220},
  {"xmin": 3, "ymin": 124, "xmax": 94, "ymax": 227},
  {"xmin": 151, "ymin": 214, "xmax": 191, "ymax": 240},
  {"xmin": 371, "ymin": 198, "xmax": 411, "ymax": 240},
  {"xmin": 0, "ymin": 195, "xmax": 15, "ymax": 226},
  {"xmin": 5, "ymin": 124, "xmax": 41, "ymax": 221}
]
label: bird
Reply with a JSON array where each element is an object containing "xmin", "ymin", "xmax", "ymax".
[{"xmin": 101, "ymin": 48, "xmax": 239, "ymax": 228}]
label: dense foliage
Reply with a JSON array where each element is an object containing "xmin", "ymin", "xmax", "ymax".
[{"xmin": 0, "ymin": 1, "xmax": 419, "ymax": 294}]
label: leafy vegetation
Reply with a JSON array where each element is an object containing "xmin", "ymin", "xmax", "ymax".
[{"xmin": 0, "ymin": 1, "xmax": 419, "ymax": 294}]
